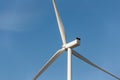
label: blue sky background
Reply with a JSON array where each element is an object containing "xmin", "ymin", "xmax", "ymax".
[{"xmin": 0, "ymin": 0, "xmax": 120, "ymax": 80}]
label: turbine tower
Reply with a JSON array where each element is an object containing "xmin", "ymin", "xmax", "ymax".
[{"xmin": 33, "ymin": 0, "xmax": 120, "ymax": 80}]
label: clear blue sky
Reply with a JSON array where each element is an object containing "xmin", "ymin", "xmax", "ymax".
[{"xmin": 0, "ymin": 0, "xmax": 120, "ymax": 80}]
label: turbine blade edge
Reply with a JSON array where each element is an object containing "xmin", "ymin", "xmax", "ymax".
[
  {"xmin": 72, "ymin": 50, "xmax": 120, "ymax": 80},
  {"xmin": 53, "ymin": 0, "xmax": 67, "ymax": 45},
  {"xmin": 33, "ymin": 48, "xmax": 66, "ymax": 80}
]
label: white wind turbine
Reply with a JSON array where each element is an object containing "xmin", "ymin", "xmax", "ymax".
[{"xmin": 33, "ymin": 0, "xmax": 120, "ymax": 80}]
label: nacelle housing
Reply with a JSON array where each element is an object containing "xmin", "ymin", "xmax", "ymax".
[{"xmin": 63, "ymin": 38, "xmax": 80, "ymax": 49}]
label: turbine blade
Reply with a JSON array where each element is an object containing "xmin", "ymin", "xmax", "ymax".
[
  {"xmin": 53, "ymin": 0, "xmax": 67, "ymax": 45},
  {"xmin": 33, "ymin": 48, "xmax": 66, "ymax": 80},
  {"xmin": 72, "ymin": 50, "xmax": 120, "ymax": 80}
]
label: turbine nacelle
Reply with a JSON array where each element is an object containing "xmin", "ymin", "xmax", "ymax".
[{"xmin": 62, "ymin": 38, "xmax": 80, "ymax": 49}]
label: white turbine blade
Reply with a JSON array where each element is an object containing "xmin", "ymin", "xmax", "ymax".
[
  {"xmin": 33, "ymin": 48, "xmax": 66, "ymax": 80},
  {"xmin": 72, "ymin": 50, "xmax": 120, "ymax": 80},
  {"xmin": 53, "ymin": 0, "xmax": 67, "ymax": 45}
]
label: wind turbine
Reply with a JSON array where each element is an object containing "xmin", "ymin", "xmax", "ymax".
[{"xmin": 33, "ymin": 0, "xmax": 120, "ymax": 80}]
